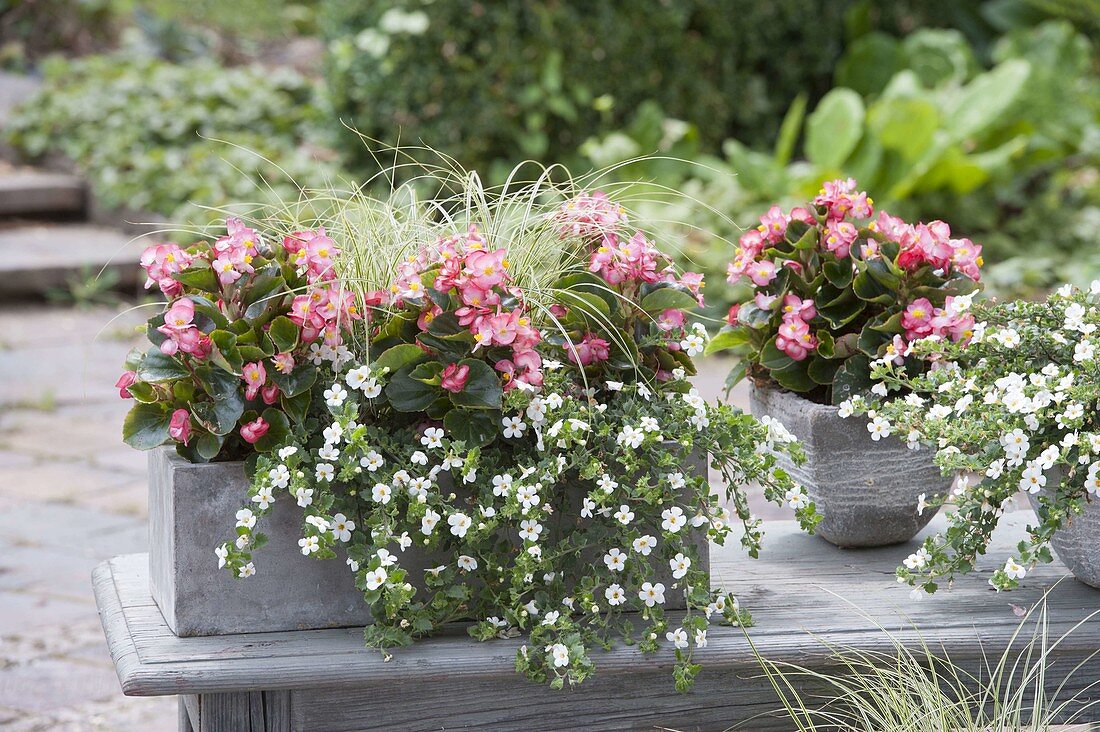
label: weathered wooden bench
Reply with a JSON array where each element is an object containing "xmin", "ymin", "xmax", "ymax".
[{"xmin": 93, "ymin": 515, "xmax": 1100, "ymax": 731}]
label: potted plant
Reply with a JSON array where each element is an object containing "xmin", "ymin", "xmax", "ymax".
[
  {"xmin": 117, "ymin": 179, "xmax": 816, "ymax": 690},
  {"xmin": 845, "ymin": 284, "xmax": 1100, "ymax": 594},
  {"xmin": 706, "ymin": 179, "xmax": 983, "ymax": 547}
]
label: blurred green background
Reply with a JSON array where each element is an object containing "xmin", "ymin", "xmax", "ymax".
[{"xmin": 3, "ymin": 0, "xmax": 1098, "ymax": 311}]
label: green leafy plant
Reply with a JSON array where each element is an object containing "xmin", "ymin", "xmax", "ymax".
[
  {"xmin": 5, "ymin": 53, "xmax": 342, "ymax": 225},
  {"xmin": 706, "ymin": 179, "xmax": 982, "ymax": 404}
]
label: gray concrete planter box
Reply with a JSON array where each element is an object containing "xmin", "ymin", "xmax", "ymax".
[
  {"xmin": 1028, "ymin": 485, "xmax": 1100, "ymax": 589},
  {"xmin": 749, "ymin": 383, "xmax": 951, "ymax": 548},
  {"xmin": 149, "ymin": 446, "xmax": 709, "ymax": 637}
]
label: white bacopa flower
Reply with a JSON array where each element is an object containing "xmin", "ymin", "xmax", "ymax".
[
  {"xmin": 666, "ymin": 627, "xmax": 689, "ymax": 649},
  {"xmin": 315, "ymin": 463, "xmax": 335, "ymax": 482},
  {"xmin": 525, "ymin": 398, "xmax": 547, "ymax": 424},
  {"xmin": 305, "ymin": 515, "xmax": 328, "ymax": 532},
  {"xmin": 516, "ymin": 484, "xmax": 541, "ymax": 509},
  {"xmin": 632, "ymin": 534, "xmax": 657, "ymax": 556},
  {"xmin": 457, "ymin": 555, "xmax": 478, "ymax": 572},
  {"xmin": 235, "ymin": 508, "xmax": 256, "ymax": 529},
  {"xmin": 344, "ymin": 365, "xmax": 370, "ymax": 390},
  {"xmin": 410, "ymin": 450, "xmax": 429, "ymax": 466},
  {"xmin": 670, "ymin": 552, "xmax": 691, "ymax": 579},
  {"xmin": 680, "ymin": 333, "xmax": 705, "ymax": 356},
  {"xmin": 376, "ymin": 549, "xmax": 397, "ymax": 567},
  {"xmin": 1019, "ymin": 465, "xmax": 1046, "ymax": 494},
  {"xmin": 550, "ymin": 643, "xmax": 570, "ymax": 668},
  {"xmin": 605, "ymin": 380, "xmax": 624, "ymax": 391},
  {"xmin": 519, "ymin": 519, "xmax": 543, "ymax": 542},
  {"xmin": 604, "ymin": 583, "xmax": 625, "ymax": 605},
  {"xmin": 298, "ymin": 536, "xmax": 320, "ymax": 555},
  {"xmin": 323, "ymin": 423, "xmax": 343, "ymax": 444},
  {"xmin": 690, "ymin": 411, "xmax": 710, "ymax": 431},
  {"xmin": 640, "ymin": 416, "xmax": 660, "ymax": 433},
  {"xmin": 238, "ymin": 562, "xmax": 256, "ymax": 578},
  {"xmin": 837, "ymin": 400, "xmax": 854, "ymax": 418},
  {"xmin": 603, "ymin": 548, "xmax": 626, "ymax": 572},
  {"xmin": 868, "ymin": 416, "xmax": 892, "ymax": 441},
  {"xmin": 215, "ymin": 544, "xmax": 228, "ymax": 569},
  {"xmin": 268, "ymin": 464, "xmax": 291, "ymax": 489},
  {"xmin": 639, "ymin": 581, "xmax": 666, "ymax": 607},
  {"xmin": 317, "ymin": 445, "xmax": 340, "ymax": 462},
  {"xmin": 1003, "ymin": 557, "xmax": 1026, "ymax": 580},
  {"xmin": 364, "ymin": 567, "xmax": 388, "ymax": 590},
  {"xmin": 330, "ymin": 513, "xmax": 355, "ymax": 542},
  {"xmin": 661, "ymin": 506, "xmax": 687, "ymax": 533},
  {"xmin": 290, "ymin": 486, "xmax": 312, "ymax": 507},
  {"xmin": 545, "ymin": 393, "xmax": 563, "ymax": 409},
  {"xmin": 502, "ymin": 415, "xmax": 527, "ymax": 439},
  {"xmin": 347, "ymin": 557, "xmax": 360, "ymax": 573},
  {"xmin": 323, "ymin": 383, "xmax": 347, "ymax": 407},
  {"xmin": 903, "ymin": 547, "xmax": 930, "ymax": 570},
  {"xmin": 448, "ymin": 512, "xmax": 472, "ymax": 538},
  {"xmin": 421, "ymin": 427, "xmax": 445, "ymax": 449},
  {"xmin": 492, "ymin": 473, "xmax": 513, "ymax": 496},
  {"xmin": 421, "ymin": 509, "xmax": 441, "ymax": 535},
  {"xmin": 580, "ymin": 497, "xmax": 596, "ymax": 518},
  {"xmin": 277, "ymin": 445, "xmax": 298, "ymax": 460},
  {"xmin": 613, "ymin": 505, "xmax": 635, "ymax": 525},
  {"xmin": 694, "ymin": 629, "xmax": 708, "ymax": 648},
  {"xmin": 597, "ymin": 474, "xmax": 619, "ymax": 493},
  {"xmin": 617, "ymin": 425, "xmax": 645, "ymax": 448},
  {"xmin": 397, "ymin": 532, "xmax": 412, "ymax": 551},
  {"xmin": 235, "ymin": 534, "xmax": 251, "ymax": 549},
  {"xmin": 784, "ymin": 485, "xmax": 808, "ymax": 510},
  {"xmin": 916, "ymin": 493, "xmax": 929, "ymax": 516},
  {"xmin": 542, "ymin": 610, "xmax": 560, "ymax": 626},
  {"xmin": 252, "ymin": 486, "xmax": 275, "ymax": 511},
  {"xmin": 361, "ymin": 378, "xmax": 382, "ymax": 399},
  {"xmin": 360, "ymin": 450, "xmax": 384, "ymax": 471}
]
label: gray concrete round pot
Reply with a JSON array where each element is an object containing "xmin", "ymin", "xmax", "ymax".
[
  {"xmin": 1027, "ymin": 485, "xmax": 1100, "ymax": 589},
  {"xmin": 749, "ymin": 383, "xmax": 952, "ymax": 548}
]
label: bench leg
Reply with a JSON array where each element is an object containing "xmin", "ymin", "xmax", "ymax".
[{"xmin": 183, "ymin": 691, "xmax": 291, "ymax": 731}]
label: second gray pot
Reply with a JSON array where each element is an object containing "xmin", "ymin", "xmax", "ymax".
[
  {"xmin": 749, "ymin": 383, "xmax": 951, "ymax": 548},
  {"xmin": 1027, "ymin": 483, "xmax": 1100, "ymax": 589}
]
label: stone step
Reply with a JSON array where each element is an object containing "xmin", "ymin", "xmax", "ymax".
[
  {"xmin": 0, "ymin": 169, "xmax": 87, "ymax": 218},
  {"xmin": 0, "ymin": 224, "xmax": 148, "ymax": 299}
]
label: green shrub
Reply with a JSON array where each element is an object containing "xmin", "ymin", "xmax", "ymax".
[
  {"xmin": 320, "ymin": 0, "xmax": 855, "ymax": 178},
  {"xmin": 5, "ymin": 54, "xmax": 344, "ymax": 224}
]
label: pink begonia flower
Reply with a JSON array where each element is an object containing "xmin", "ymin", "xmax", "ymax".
[
  {"xmin": 813, "ymin": 178, "xmax": 873, "ymax": 221},
  {"xmin": 212, "ymin": 256, "xmax": 242, "ymax": 285},
  {"xmin": 657, "ymin": 308, "xmax": 686, "ymax": 332},
  {"xmin": 440, "ymin": 363, "xmax": 471, "ymax": 393},
  {"xmin": 789, "ymin": 207, "xmax": 816, "ymax": 225},
  {"xmin": 824, "ymin": 220, "xmax": 858, "ymax": 258},
  {"xmin": 748, "ymin": 260, "xmax": 777, "ymax": 287},
  {"xmin": 272, "ymin": 352, "xmax": 295, "ymax": 374},
  {"xmin": 502, "ymin": 349, "xmax": 544, "ymax": 389},
  {"xmin": 417, "ymin": 304, "xmax": 443, "ymax": 331},
  {"xmin": 464, "ymin": 249, "xmax": 509, "ymax": 290},
  {"xmin": 726, "ymin": 303, "xmax": 741, "ymax": 326},
  {"xmin": 139, "ymin": 243, "xmax": 192, "ymax": 297},
  {"xmin": 161, "ymin": 298, "xmax": 195, "ymax": 330},
  {"xmin": 240, "ymin": 417, "xmax": 270, "ymax": 444},
  {"xmin": 168, "ymin": 409, "xmax": 192, "ymax": 446},
  {"xmin": 241, "ymin": 361, "xmax": 267, "ymax": 401},
  {"xmin": 755, "ymin": 293, "xmax": 778, "ymax": 310},
  {"xmin": 156, "ymin": 299, "xmax": 210, "ymax": 358},
  {"xmin": 758, "ymin": 205, "xmax": 789, "ymax": 243},
  {"xmin": 781, "ymin": 294, "xmax": 816, "ymax": 322},
  {"xmin": 555, "ymin": 191, "xmax": 627, "ymax": 239},
  {"xmin": 950, "ymin": 238, "xmax": 983, "ymax": 281},
  {"xmin": 566, "ymin": 333, "xmax": 611, "ymax": 366},
  {"xmin": 548, "ymin": 304, "xmax": 568, "ymax": 319},
  {"xmin": 885, "ymin": 335, "xmax": 908, "ymax": 366},
  {"xmin": 115, "ymin": 371, "xmax": 137, "ymax": 399},
  {"xmin": 261, "ymin": 383, "xmax": 280, "ymax": 405},
  {"xmin": 902, "ymin": 298, "xmax": 935, "ymax": 340}
]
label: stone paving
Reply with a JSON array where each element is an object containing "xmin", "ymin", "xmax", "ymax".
[{"xmin": 0, "ymin": 300, "xmax": 779, "ymax": 730}]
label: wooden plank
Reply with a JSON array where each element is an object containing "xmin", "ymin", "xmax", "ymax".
[
  {"xmin": 178, "ymin": 697, "xmax": 193, "ymax": 731},
  {"xmin": 198, "ymin": 692, "xmax": 251, "ymax": 732},
  {"xmin": 263, "ymin": 691, "xmax": 292, "ymax": 732},
  {"xmin": 183, "ymin": 695, "xmax": 200, "ymax": 730},
  {"xmin": 94, "ymin": 514, "xmax": 1100, "ymax": 707},
  {"xmin": 0, "ymin": 170, "xmax": 84, "ymax": 216}
]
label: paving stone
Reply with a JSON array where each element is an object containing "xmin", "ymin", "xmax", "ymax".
[
  {"xmin": 0, "ymin": 658, "xmax": 122, "ymax": 713},
  {"xmin": 0, "ymin": 546, "xmax": 101, "ymax": 602},
  {"xmin": 0, "ymin": 503, "xmax": 134, "ymax": 548},
  {"xmin": 0, "ymin": 592, "xmax": 92, "ymax": 638},
  {"xmin": 0, "ymin": 72, "xmax": 40, "ymax": 127},
  {"xmin": 0, "ymin": 461, "xmax": 135, "ymax": 509},
  {"xmin": 0, "ymin": 172, "xmax": 85, "ymax": 218},
  {"xmin": 0, "ymin": 224, "xmax": 148, "ymax": 299}
]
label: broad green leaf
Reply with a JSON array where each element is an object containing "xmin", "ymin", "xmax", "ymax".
[
  {"xmin": 268, "ymin": 316, "xmax": 299, "ymax": 353},
  {"xmin": 443, "ymin": 408, "xmax": 499, "ymax": 448},
  {"xmin": 773, "ymin": 93, "xmax": 807, "ymax": 166},
  {"xmin": 448, "ymin": 359, "xmax": 503, "ymax": 410},
  {"xmin": 192, "ymin": 366, "xmax": 245, "ymax": 435},
  {"xmin": 760, "ymin": 338, "xmax": 794, "ymax": 371},
  {"xmin": 945, "ymin": 59, "xmax": 1030, "ymax": 143},
  {"xmin": 385, "ymin": 365, "xmax": 440, "ymax": 412},
  {"xmin": 704, "ymin": 326, "xmax": 749, "ymax": 355},
  {"xmin": 194, "ymin": 431, "xmax": 225, "ymax": 461},
  {"xmin": 410, "ymin": 361, "xmax": 445, "ymax": 386},
  {"xmin": 868, "ymin": 97, "xmax": 939, "ymax": 161},
  {"xmin": 835, "ymin": 32, "xmax": 902, "ymax": 96},
  {"xmin": 208, "ymin": 330, "xmax": 243, "ymax": 375},
  {"xmin": 823, "ymin": 259, "xmax": 855, "ymax": 288},
  {"xmin": 817, "ymin": 294, "xmax": 866, "ymax": 328},
  {"xmin": 831, "ymin": 355, "xmax": 874, "ymax": 405},
  {"xmin": 122, "ymin": 403, "xmax": 172, "ymax": 450},
  {"xmin": 805, "ymin": 88, "xmax": 866, "ymax": 169},
  {"xmin": 281, "ymin": 390, "xmax": 310, "ymax": 423},
  {"xmin": 126, "ymin": 381, "xmax": 158, "ymax": 403},
  {"xmin": 552, "ymin": 272, "xmax": 619, "ymax": 314},
  {"xmin": 639, "ymin": 285, "xmax": 698, "ymax": 315},
  {"xmin": 807, "ymin": 356, "xmax": 841, "ymax": 386},
  {"xmin": 172, "ymin": 263, "xmax": 219, "ymax": 293},
  {"xmin": 426, "ymin": 311, "xmax": 465, "ymax": 337},
  {"xmin": 268, "ymin": 363, "xmax": 317, "ymax": 398},
  {"xmin": 254, "ymin": 409, "xmax": 291, "ymax": 452},
  {"xmin": 137, "ymin": 349, "xmax": 189, "ymax": 382},
  {"xmin": 772, "ymin": 361, "xmax": 815, "ymax": 392},
  {"xmin": 372, "ymin": 344, "xmax": 429, "ymax": 375}
]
